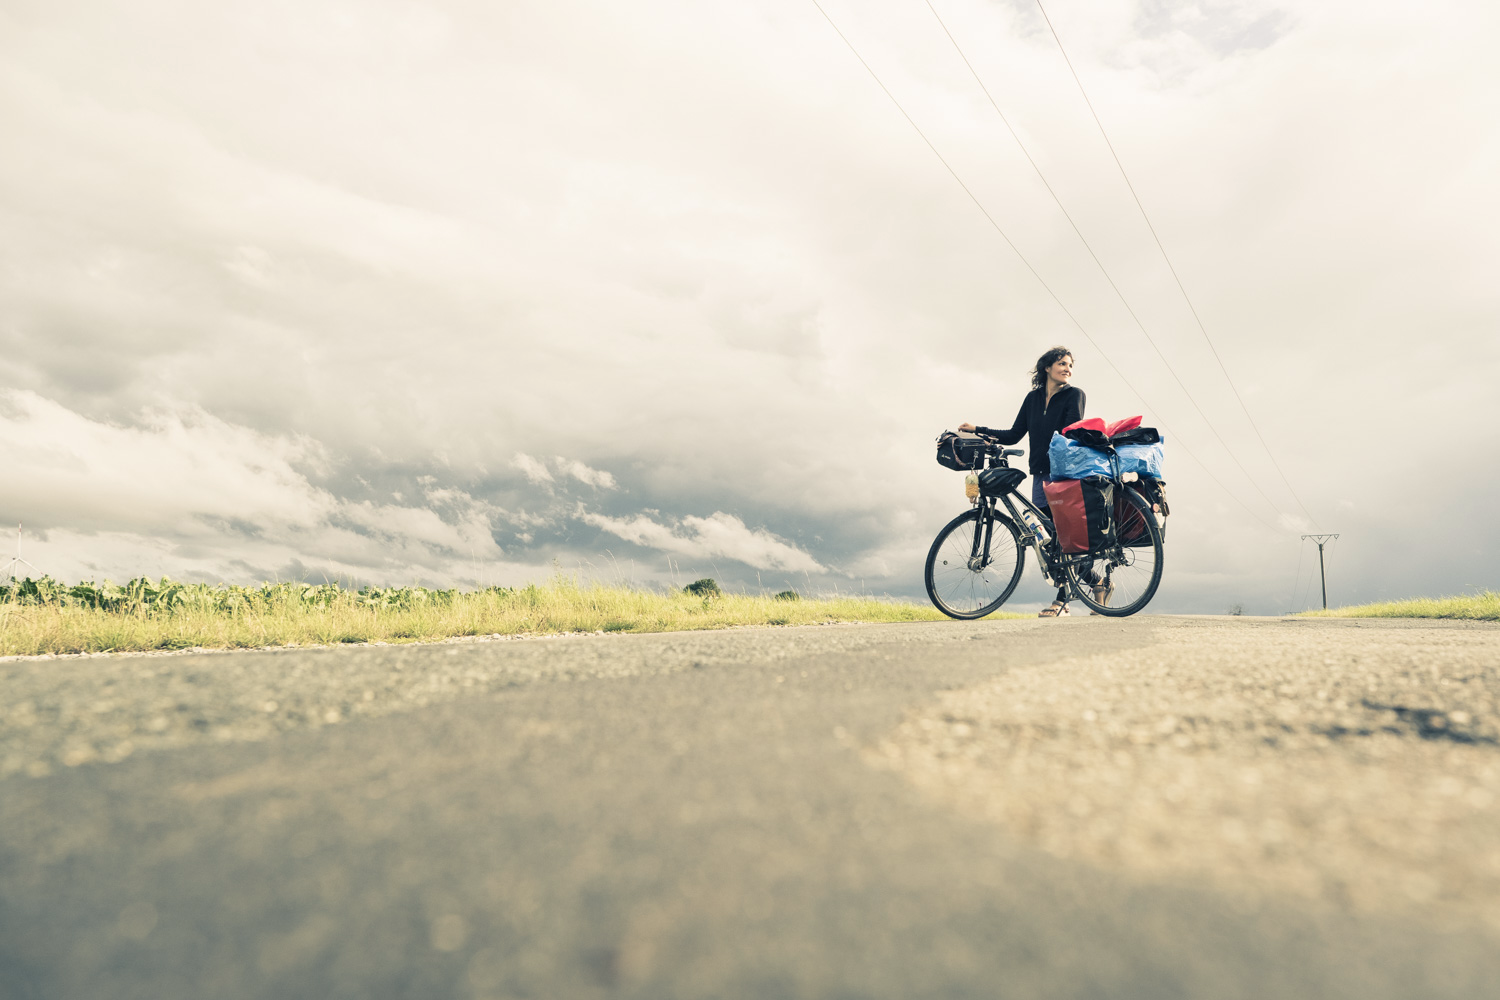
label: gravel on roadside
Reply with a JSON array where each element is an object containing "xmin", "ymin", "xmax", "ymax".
[
  {"xmin": 874, "ymin": 617, "xmax": 1500, "ymax": 934},
  {"xmin": 0, "ymin": 619, "xmax": 1039, "ymax": 780}
]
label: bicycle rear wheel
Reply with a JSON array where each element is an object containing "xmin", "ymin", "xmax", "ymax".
[
  {"xmin": 1064, "ymin": 487, "xmax": 1163, "ymax": 617},
  {"xmin": 925, "ymin": 507, "xmax": 1025, "ymax": 620}
]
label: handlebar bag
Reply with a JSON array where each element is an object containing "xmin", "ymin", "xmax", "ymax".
[
  {"xmin": 1043, "ymin": 477, "xmax": 1115, "ymax": 554},
  {"xmin": 935, "ymin": 430, "xmax": 988, "ymax": 471},
  {"xmin": 1047, "ymin": 432, "xmax": 1113, "ymax": 479}
]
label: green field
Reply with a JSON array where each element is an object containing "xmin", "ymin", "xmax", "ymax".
[
  {"xmin": 0, "ymin": 575, "xmax": 971, "ymax": 657},
  {"xmin": 1301, "ymin": 591, "xmax": 1500, "ymax": 621}
]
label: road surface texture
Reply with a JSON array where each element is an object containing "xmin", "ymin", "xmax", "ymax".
[{"xmin": 2, "ymin": 616, "xmax": 1498, "ymax": 999}]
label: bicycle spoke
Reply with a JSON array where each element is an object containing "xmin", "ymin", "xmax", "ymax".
[
  {"xmin": 1063, "ymin": 489, "xmax": 1163, "ymax": 616},
  {"xmin": 1095, "ymin": 548, "xmax": 1156, "ymax": 609},
  {"xmin": 925, "ymin": 508, "xmax": 1025, "ymax": 619}
]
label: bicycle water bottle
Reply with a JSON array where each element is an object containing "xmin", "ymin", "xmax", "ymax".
[{"xmin": 1019, "ymin": 507, "xmax": 1049, "ymax": 544}]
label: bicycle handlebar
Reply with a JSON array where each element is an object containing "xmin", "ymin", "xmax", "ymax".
[{"xmin": 966, "ymin": 432, "xmax": 1024, "ymax": 459}]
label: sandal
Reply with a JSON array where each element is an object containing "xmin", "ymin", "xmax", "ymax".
[
  {"xmin": 1089, "ymin": 582, "xmax": 1114, "ymax": 615},
  {"xmin": 1038, "ymin": 602, "xmax": 1070, "ymax": 618}
]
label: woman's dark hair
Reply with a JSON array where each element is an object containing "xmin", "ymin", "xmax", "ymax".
[{"xmin": 1030, "ymin": 346, "xmax": 1073, "ymax": 391}]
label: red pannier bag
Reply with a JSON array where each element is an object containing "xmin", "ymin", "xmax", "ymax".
[
  {"xmin": 1115, "ymin": 484, "xmax": 1151, "ymax": 546},
  {"xmin": 1043, "ymin": 477, "xmax": 1115, "ymax": 554},
  {"xmin": 1115, "ymin": 479, "xmax": 1167, "ymax": 546}
]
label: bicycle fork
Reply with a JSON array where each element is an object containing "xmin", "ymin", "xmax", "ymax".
[{"xmin": 968, "ymin": 503, "xmax": 996, "ymax": 571}]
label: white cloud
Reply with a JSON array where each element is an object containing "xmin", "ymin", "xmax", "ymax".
[
  {"xmin": 510, "ymin": 453, "xmax": 617, "ymax": 491},
  {"xmin": 511, "ymin": 453, "xmax": 554, "ymax": 485},
  {"xmin": 554, "ymin": 457, "xmax": 617, "ymax": 490},
  {"xmin": 581, "ymin": 510, "xmax": 824, "ymax": 574},
  {"xmin": 0, "ymin": 390, "xmax": 525, "ymax": 585},
  {"xmin": 0, "ymin": 0, "xmax": 1495, "ymax": 607}
]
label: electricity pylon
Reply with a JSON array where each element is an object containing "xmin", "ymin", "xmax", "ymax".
[{"xmin": 1300, "ymin": 534, "xmax": 1339, "ymax": 610}]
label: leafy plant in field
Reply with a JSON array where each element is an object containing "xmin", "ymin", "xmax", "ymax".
[
  {"xmin": 0, "ymin": 575, "xmax": 516, "ymax": 616},
  {"xmin": 0, "ymin": 574, "xmax": 961, "ymax": 657}
]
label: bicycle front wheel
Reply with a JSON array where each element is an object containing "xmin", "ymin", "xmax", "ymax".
[
  {"xmin": 1064, "ymin": 487, "xmax": 1163, "ymax": 617},
  {"xmin": 925, "ymin": 507, "xmax": 1025, "ymax": 620}
]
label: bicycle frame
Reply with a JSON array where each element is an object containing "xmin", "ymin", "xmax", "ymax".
[
  {"xmin": 992, "ymin": 490, "xmax": 1067, "ymax": 589},
  {"xmin": 965, "ymin": 447, "xmax": 1067, "ymax": 591},
  {"xmin": 969, "ymin": 447, "xmax": 1095, "ymax": 596}
]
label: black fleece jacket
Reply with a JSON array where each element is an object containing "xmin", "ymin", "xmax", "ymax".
[{"xmin": 977, "ymin": 385, "xmax": 1086, "ymax": 477}]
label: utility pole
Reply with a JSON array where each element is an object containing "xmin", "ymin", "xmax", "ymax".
[{"xmin": 1300, "ymin": 534, "xmax": 1339, "ymax": 609}]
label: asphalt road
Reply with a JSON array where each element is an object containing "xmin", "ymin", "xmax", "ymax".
[{"xmin": 3, "ymin": 616, "xmax": 1499, "ymax": 999}]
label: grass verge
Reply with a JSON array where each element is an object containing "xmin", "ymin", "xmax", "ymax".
[
  {"xmin": 1300, "ymin": 591, "xmax": 1500, "ymax": 621},
  {"xmin": 0, "ymin": 577, "xmax": 982, "ymax": 657}
]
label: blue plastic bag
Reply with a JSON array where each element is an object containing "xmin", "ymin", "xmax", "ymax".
[
  {"xmin": 1048, "ymin": 432, "xmax": 1113, "ymax": 479},
  {"xmin": 1049, "ymin": 432, "xmax": 1168, "ymax": 479},
  {"xmin": 1115, "ymin": 439, "xmax": 1166, "ymax": 479}
]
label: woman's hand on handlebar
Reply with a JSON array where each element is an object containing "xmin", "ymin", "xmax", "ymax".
[{"xmin": 958, "ymin": 422, "xmax": 996, "ymax": 442}]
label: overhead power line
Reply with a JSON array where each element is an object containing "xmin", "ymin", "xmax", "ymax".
[
  {"xmin": 807, "ymin": 0, "xmax": 1283, "ymax": 535},
  {"xmin": 1032, "ymin": 0, "xmax": 1320, "ymax": 530},
  {"xmin": 1288, "ymin": 537, "xmax": 1304, "ymax": 612},
  {"xmin": 922, "ymin": 0, "xmax": 1296, "ymax": 529}
]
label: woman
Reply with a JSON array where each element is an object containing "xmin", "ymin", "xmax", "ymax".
[{"xmin": 959, "ymin": 346, "xmax": 1083, "ymax": 618}]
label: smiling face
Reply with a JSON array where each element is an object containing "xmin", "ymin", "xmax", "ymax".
[{"xmin": 1047, "ymin": 354, "xmax": 1073, "ymax": 386}]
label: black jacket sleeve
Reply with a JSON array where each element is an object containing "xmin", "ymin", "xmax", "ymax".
[
  {"xmin": 977, "ymin": 396, "xmax": 1030, "ymax": 446},
  {"xmin": 1059, "ymin": 389, "xmax": 1085, "ymax": 428}
]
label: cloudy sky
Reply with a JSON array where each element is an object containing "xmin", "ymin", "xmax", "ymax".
[{"xmin": 2, "ymin": 0, "xmax": 1496, "ymax": 613}]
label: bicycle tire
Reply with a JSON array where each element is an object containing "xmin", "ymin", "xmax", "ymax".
[
  {"xmin": 1064, "ymin": 487, "xmax": 1163, "ymax": 617},
  {"xmin": 925, "ymin": 506, "xmax": 1025, "ymax": 620}
]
